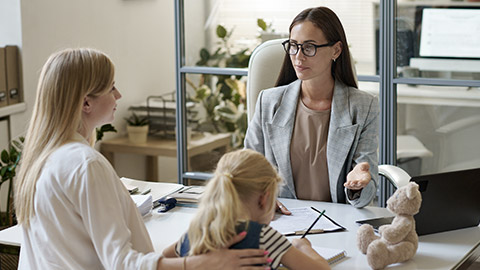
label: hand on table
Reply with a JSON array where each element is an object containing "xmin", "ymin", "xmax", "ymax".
[{"xmin": 276, "ymin": 200, "xmax": 291, "ymax": 215}]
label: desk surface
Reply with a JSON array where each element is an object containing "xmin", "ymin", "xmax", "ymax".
[
  {"xmin": 2, "ymin": 182, "xmax": 479, "ymax": 270},
  {"xmin": 359, "ymin": 82, "xmax": 480, "ymax": 108}
]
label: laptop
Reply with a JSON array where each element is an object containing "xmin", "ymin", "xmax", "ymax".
[{"xmin": 356, "ymin": 168, "xmax": 480, "ymax": 236}]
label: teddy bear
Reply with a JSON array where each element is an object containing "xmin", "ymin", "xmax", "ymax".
[{"xmin": 357, "ymin": 182, "xmax": 422, "ymax": 269}]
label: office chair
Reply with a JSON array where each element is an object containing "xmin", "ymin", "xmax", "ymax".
[{"xmin": 246, "ymin": 39, "xmax": 411, "ymax": 205}]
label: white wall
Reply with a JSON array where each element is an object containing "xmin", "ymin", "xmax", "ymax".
[
  {"xmin": 3, "ymin": 0, "xmax": 177, "ymax": 180},
  {"xmin": 0, "ymin": 0, "xmax": 22, "ymax": 47}
]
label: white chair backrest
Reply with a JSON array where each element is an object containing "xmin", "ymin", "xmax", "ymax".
[{"xmin": 246, "ymin": 38, "xmax": 285, "ymax": 121}]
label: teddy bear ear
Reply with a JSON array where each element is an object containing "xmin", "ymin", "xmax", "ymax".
[{"xmin": 406, "ymin": 182, "xmax": 419, "ymax": 199}]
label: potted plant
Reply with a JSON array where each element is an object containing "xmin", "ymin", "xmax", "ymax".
[
  {"xmin": 0, "ymin": 137, "xmax": 24, "ymax": 229},
  {"xmin": 124, "ymin": 112, "xmax": 149, "ymax": 144}
]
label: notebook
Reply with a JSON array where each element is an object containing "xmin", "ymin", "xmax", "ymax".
[
  {"xmin": 168, "ymin": 185, "xmax": 205, "ymax": 203},
  {"xmin": 357, "ymin": 168, "xmax": 480, "ymax": 235},
  {"xmin": 313, "ymin": 246, "xmax": 347, "ymax": 265},
  {"xmin": 277, "ymin": 246, "xmax": 347, "ymax": 269}
]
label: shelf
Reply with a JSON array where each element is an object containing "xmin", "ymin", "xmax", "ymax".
[{"xmin": 0, "ymin": 103, "xmax": 26, "ymax": 118}]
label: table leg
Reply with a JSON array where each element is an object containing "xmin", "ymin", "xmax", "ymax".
[
  {"xmin": 101, "ymin": 151, "xmax": 115, "ymax": 168},
  {"xmin": 146, "ymin": 156, "xmax": 159, "ymax": 182}
]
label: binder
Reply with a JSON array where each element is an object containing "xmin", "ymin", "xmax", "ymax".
[
  {"xmin": 0, "ymin": 47, "xmax": 7, "ymax": 107},
  {"xmin": 5, "ymin": 45, "xmax": 21, "ymax": 105}
]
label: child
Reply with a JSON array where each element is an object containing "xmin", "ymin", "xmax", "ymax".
[{"xmin": 163, "ymin": 149, "xmax": 330, "ymax": 270}]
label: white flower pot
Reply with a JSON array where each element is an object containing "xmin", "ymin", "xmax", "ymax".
[{"xmin": 127, "ymin": 125, "xmax": 149, "ymax": 144}]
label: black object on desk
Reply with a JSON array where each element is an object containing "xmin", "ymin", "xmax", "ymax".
[{"xmin": 156, "ymin": 198, "xmax": 177, "ymax": 213}]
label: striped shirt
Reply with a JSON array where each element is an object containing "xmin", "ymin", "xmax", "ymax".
[
  {"xmin": 175, "ymin": 222, "xmax": 292, "ymax": 269},
  {"xmin": 259, "ymin": 225, "xmax": 292, "ymax": 268}
]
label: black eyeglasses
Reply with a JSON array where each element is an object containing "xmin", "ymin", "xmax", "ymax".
[{"xmin": 282, "ymin": 40, "xmax": 336, "ymax": 57}]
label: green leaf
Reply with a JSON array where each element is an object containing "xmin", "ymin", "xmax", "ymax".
[
  {"xmin": 216, "ymin": 25, "xmax": 227, "ymax": 39},
  {"xmin": 236, "ymin": 112, "xmax": 248, "ymax": 131},
  {"xmin": 100, "ymin": 124, "xmax": 117, "ymax": 133},
  {"xmin": 12, "ymin": 139, "xmax": 23, "ymax": 151},
  {"xmin": 1, "ymin": 150, "xmax": 9, "ymax": 164},
  {"xmin": 0, "ymin": 167, "xmax": 7, "ymax": 178},
  {"xmin": 196, "ymin": 88, "xmax": 207, "ymax": 100},
  {"xmin": 199, "ymin": 48, "xmax": 210, "ymax": 62},
  {"xmin": 257, "ymin": 18, "xmax": 267, "ymax": 31},
  {"xmin": 96, "ymin": 124, "xmax": 117, "ymax": 141}
]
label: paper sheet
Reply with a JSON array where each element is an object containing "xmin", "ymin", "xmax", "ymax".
[{"xmin": 270, "ymin": 207, "xmax": 344, "ymax": 235}]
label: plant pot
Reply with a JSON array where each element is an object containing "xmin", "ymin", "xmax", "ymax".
[{"xmin": 127, "ymin": 125, "xmax": 149, "ymax": 144}]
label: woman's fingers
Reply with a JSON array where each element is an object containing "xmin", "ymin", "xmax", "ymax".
[
  {"xmin": 276, "ymin": 200, "xmax": 292, "ymax": 215},
  {"xmin": 345, "ymin": 162, "xmax": 371, "ymax": 190},
  {"xmin": 234, "ymin": 249, "xmax": 270, "ymax": 267}
]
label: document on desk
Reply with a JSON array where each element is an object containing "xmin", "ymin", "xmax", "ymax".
[
  {"xmin": 270, "ymin": 207, "xmax": 345, "ymax": 236},
  {"xmin": 120, "ymin": 177, "xmax": 184, "ymax": 202}
]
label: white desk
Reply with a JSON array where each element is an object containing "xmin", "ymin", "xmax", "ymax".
[
  {"xmin": 359, "ymin": 82, "xmax": 480, "ymax": 108},
  {"xmin": 1, "ymin": 183, "xmax": 479, "ymax": 269}
]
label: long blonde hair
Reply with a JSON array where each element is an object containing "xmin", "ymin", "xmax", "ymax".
[
  {"xmin": 15, "ymin": 48, "xmax": 115, "ymax": 227},
  {"xmin": 187, "ymin": 149, "xmax": 283, "ymax": 255}
]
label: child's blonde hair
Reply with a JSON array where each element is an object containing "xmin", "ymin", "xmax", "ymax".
[{"xmin": 187, "ymin": 149, "xmax": 283, "ymax": 255}]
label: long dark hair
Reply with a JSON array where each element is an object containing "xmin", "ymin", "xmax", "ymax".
[{"xmin": 275, "ymin": 7, "xmax": 357, "ymax": 88}]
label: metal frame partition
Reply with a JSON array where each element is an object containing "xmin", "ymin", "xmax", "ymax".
[
  {"xmin": 173, "ymin": 0, "xmax": 397, "ymax": 198},
  {"xmin": 175, "ymin": 0, "xmax": 480, "ymax": 207}
]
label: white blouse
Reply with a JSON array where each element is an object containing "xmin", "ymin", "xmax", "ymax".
[{"xmin": 19, "ymin": 134, "xmax": 161, "ymax": 269}]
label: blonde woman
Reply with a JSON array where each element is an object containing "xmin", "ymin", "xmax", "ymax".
[
  {"xmin": 15, "ymin": 48, "xmax": 268, "ymax": 270},
  {"xmin": 163, "ymin": 149, "xmax": 330, "ymax": 270}
]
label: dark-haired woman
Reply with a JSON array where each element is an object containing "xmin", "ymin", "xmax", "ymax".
[{"xmin": 245, "ymin": 6, "xmax": 379, "ymax": 211}]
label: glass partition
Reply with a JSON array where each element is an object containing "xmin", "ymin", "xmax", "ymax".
[
  {"xmin": 395, "ymin": 1, "xmax": 480, "ymax": 80},
  {"xmin": 396, "ymin": 83, "xmax": 480, "ymax": 176},
  {"xmin": 184, "ymin": 0, "xmax": 379, "ymax": 76}
]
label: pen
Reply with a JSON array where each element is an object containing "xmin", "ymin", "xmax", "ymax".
[
  {"xmin": 301, "ymin": 209, "xmax": 326, "ymax": 239},
  {"xmin": 310, "ymin": 206, "xmax": 346, "ymax": 231},
  {"xmin": 141, "ymin": 188, "xmax": 151, "ymax": 195},
  {"xmin": 178, "ymin": 186, "xmax": 193, "ymax": 193},
  {"xmin": 294, "ymin": 229, "xmax": 324, "ymax": 235}
]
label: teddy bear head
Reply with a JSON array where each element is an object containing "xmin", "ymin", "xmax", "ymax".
[{"xmin": 386, "ymin": 182, "xmax": 422, "ymax": 216}]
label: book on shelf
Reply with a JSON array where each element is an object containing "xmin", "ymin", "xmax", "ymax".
[
  {"xmin": 5, "ymin": 46, "xmax": 22, "ymax": 105},
  {"xmin": 0, "ymin": 47, "xmax": 7, "ymax": 108}
]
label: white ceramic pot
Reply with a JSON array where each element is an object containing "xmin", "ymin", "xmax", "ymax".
[{"xmin": 127, "ymin": 125, "xmax": 149, "ymax": 144}]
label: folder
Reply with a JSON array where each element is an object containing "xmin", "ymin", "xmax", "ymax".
[
  {"xmin": 0, "ymin": 47, "xmax": 7, "ymax": 108},
  {"xmin": 5, "ymin": 45, "xmax": 22, "ymax": 105}
]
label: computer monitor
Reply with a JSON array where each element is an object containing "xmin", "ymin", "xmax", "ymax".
[
  {"xmin": 410, "ymin": 7, "xmax": 480, "ymax": 73},
  {"xmin": 419, "ymin": 8, "xmax": 480, "ymax": 59}
]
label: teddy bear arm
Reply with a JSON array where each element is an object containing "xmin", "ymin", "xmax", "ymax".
[{"xmin": 381, "ymin": 217, "xmax": 414, "ymax": 243}]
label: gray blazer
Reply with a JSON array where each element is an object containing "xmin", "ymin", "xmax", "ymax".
[{"xmin": 244, "ymin": 79, "xmax": 379, "ymax": 208}]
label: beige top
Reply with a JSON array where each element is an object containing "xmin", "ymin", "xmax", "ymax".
[{"xmin": 290, "ymin": 99, "xmax": 331, "ymax": 201}]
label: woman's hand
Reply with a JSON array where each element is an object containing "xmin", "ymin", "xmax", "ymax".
[
  {"xmin": 276, "ymin": 200, "xmax": 291, "ymax": 215},
  {"xmin": 344, "ymin": 162, "xmax": 371, "ymax": 190}
]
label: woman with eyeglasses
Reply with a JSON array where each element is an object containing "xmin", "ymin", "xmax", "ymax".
[{"xmin": 245, "ymin": 7, "xmax": 379, "ymax": 212}]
